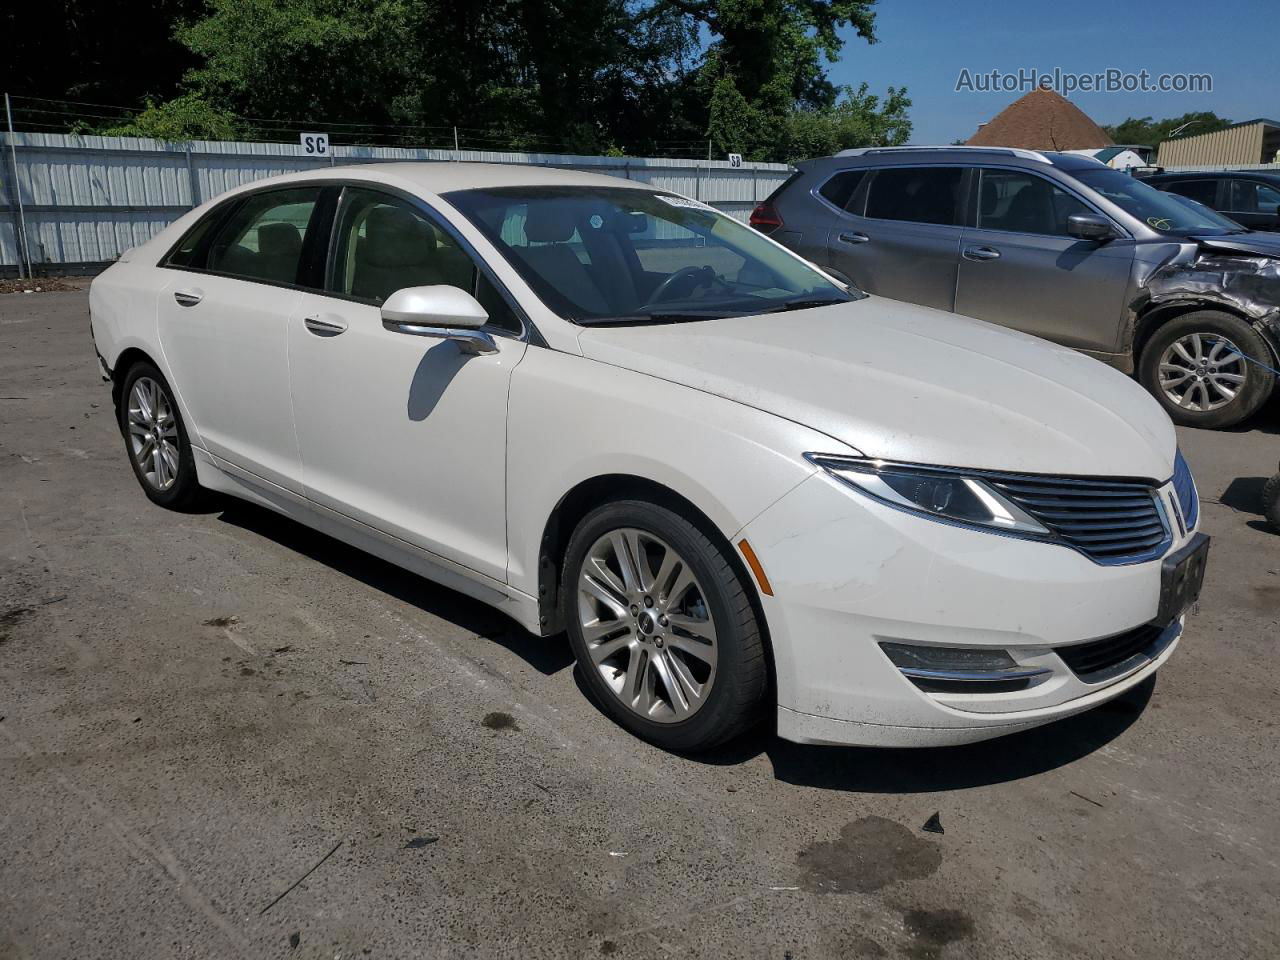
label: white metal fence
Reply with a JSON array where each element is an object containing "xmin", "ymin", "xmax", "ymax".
[{"xmin": 0, "ymin": 132, "xmax": 792, "ymax": 275}]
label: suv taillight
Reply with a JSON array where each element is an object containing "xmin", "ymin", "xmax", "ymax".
[{"xmin": 749, "ymin": 201, "xmax": 783, "ymax": 234}]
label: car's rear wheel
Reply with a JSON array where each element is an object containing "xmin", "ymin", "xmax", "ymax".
[
  {"xmin": 118, "ymin": 361, "xmax": 205, "ymax": 509},
  {"xmin": 562, "ymin": 499, "xmax": 768, "ymax": 752},
  {"xmin": 1138, "ymin": 311, "xmax": 1274, "ymax": 429}
]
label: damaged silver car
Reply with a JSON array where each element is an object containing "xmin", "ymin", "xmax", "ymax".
[{"xmin": 755, "ymin": 147, "xmax": 1280, "ymax": 428}]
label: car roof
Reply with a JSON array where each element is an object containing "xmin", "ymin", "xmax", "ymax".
[
  {"xmin": 216, "ymin": 161, "xmax": 652, "ymax": 201},
  {"xmin": 1145, "ymin": 170, "xmax": 1280, "ymax": 183},
  {"xmin": 798, "ymin": 146, "xmax": 1108, "ymax": 173}
]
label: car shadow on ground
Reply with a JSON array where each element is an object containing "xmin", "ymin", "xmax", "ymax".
[
  {"xmin": 214, "ymin": 500, "xmax": 575, "ymax": 676},
  {"xmin": 688, "ymin": 678, "xmax": 1155, "ymax": 793},
  {"xmin": 213, "ymin": 498, "xmax": 1153, "ymax": 790},
  {"xmin": 1219, "ymin": 476, "xmax": 1270, "ymax": 514}
]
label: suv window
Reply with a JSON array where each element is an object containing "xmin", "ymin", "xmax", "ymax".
[
  {"xmin": 1228, "ymin": 179, "xmax": 1280, "ymax": 214},
  {"xmin": 205, "ymin": 188, "xmax": 320, "ymax": 285},
  {"xmin": 1162, "ymin": 179, "xmax": 1219, "ymax": 206},
  {"xmin": 977, "ymin": 169, "xmax": 1090, "ymax": 236},
  {"xmin": 864, "ymin": 167, "xmax": 963, "ymax": 226},
  {"xmin": 330, "ymin": 187, "xmax": 520, "ymax": 333},
  {"xmin": 818, "ymin": 171, "xmax": 866, "ymax": 211}
]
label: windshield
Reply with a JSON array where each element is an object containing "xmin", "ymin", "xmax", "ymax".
[
  {"xmin": 443, "ymin": 186, "xmax": 857, "ymax": 324},
  {"xmin": 1075, "ymin": 169, "xmax": 1246, "ymax": 236}
]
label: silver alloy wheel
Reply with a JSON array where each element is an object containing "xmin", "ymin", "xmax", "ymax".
[
  {"xmin": 577, "ymin": 528, "xmax": 718, "ymax": 723},
  {"xmin": 127, "ymin": 377, "xmax": 180, "ymax": 491},
  {"xmin": 1158, "ymin": 332, "xmax": 1248, "ymax": 412}
]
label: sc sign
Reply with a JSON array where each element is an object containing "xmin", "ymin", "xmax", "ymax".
[{"xmin": 300, "ymin": 132, "xmax": 330, "ymax": 157}]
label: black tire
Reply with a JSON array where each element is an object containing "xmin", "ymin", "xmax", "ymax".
[
  {"xmin": 1138, "ymin": 311, "xmax": 1275, "ymax": 429},
  {"xmin": 561, "ymin": 499, "xmax": 768, "ymax": 752},
  {"xmin": 1264, "ymin": 473, "xmax": 1280, "ymax": 533},
  {"xmin": 117, "ymin": 360, "xmax": 206, "ymax": 510}
]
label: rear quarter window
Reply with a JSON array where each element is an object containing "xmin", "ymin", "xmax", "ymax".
[{"xmin": 864, "ymin": 167, "xmax": 964, "ymax": 226}]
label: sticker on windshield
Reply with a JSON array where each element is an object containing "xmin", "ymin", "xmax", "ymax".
[
  {"xmin": 589, "ymin": 214, "xmax": 604, "ymax": 228},
  {"xmin": 655, "ymin": 195, "xmax": 715, "ymax": 212}
]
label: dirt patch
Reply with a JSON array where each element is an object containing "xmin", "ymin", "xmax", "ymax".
[
  {"xmin": 481, "ymin": 711, "xmax": 520, "ymax": 731},
  {"xmin": 903, "ymin": 908, "xmax": 975, "ymax": 958},
  {"xmin": 797, "ymin": 816, "xmax": 942, "ymax": 894},
  {"xmin": 0, "ymin": 606, "xmax": 34, "ymax": 644},
  {"xmin": 0, "ymin": 278, "xmax": 79, "ymax": 295}
]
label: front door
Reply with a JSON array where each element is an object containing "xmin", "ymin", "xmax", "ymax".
[
  {"xmin": 955, "ymin": 168, "xmax": 1135, "ymax": 354},
  {"xmin": 157, "ymin": 185, "xmax": 324, "ymax": 492},
  {"xmin": 287, "ymin": 187, "xmax": 527, "ymax": 583}
]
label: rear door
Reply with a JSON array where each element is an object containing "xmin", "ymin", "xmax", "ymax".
[
  {"xmin": 955, "ymin": 167, "xmax": 1135, "ymax": 354},
  {"xmin": 825, "ymin": 165, "xmax": 965, "ymax": 310},
  {"xmin": 1223, "ymin": 179, "xmax": 1280, "ymax": 230},
  {"xmin": 156, "ymin": 185, "xmax": 327, "ymax": 492}
]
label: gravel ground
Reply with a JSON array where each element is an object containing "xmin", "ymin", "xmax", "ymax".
[{"xmin": 2, "ymin": 289, "xmax": 1278, "ymax": 960}]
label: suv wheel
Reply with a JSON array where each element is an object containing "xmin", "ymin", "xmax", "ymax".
[
  {"xmin": 562, "ymin": 499, "xmax": 768, "ymax": 752},
  {"xmin": 1138, "ymin": 311, "xmax": 1274, "ymax": 429},
  {"xmin": 1264, "ymin": 472, "xmax": 1280, "ymax": 533},
  {"xmin": 118, "ymin": 361, "xmax": 206, "ymax": 509}
]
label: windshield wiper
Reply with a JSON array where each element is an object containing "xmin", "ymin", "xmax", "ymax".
[{"xmin": 763, "ymin": 296, "xmax": 853, "ymax": 313}]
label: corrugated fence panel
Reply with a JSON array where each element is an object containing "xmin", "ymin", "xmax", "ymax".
[{"xmin": 0, "ymin": 132, "xmax": 791, "ymax": 269}]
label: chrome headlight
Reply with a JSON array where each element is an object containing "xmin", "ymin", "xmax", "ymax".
[{"xmin": 807, "ymin": 455, "xmax": 1049, "ymax": 536}]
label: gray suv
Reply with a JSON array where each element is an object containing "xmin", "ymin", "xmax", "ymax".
[{"xmin": 752, "ymin": 146, "xmax": 1280, "ymax": 429}]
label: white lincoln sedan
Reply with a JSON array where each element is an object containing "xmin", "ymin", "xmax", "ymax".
[{"xmin": 89, "ymin": 163, "xmax": 1208, "ymax": 751}]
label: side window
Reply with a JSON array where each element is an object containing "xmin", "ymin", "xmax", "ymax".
[
  {"xmin": 330, "ymin": 188, "xmax": 520, "ymax": 333},
  {"xmin": 1227, "ymin": 180, "xmax": 1280, "ymax": 214},
  {"xmin": 976, "ymin": 170, "xmax": 1090, "ymax": 236},
  {"xmin": 864, "ymin": 167, "xmax": 963, "ymax": 226},
  {"xmin": 1166, "ymin": 180, "xmax": 1219, "ymax": 206},
  {"xmin": 818, "ymin": 171, "xmax": 866, "ymax": 211},
  {"xmin": 206, "ymin": 188, "xmax": 320, "ymax": 284},
  {"xmin": 163, "ymin": 207, "xmax": 225, "ymax": 268}
]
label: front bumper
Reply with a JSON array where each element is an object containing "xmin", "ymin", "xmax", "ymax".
[{"xmin": 740, "ymin": 471, "xmax": 1195, "ymax": 747}]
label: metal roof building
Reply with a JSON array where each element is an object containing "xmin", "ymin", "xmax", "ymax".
[{"xmin": 1157, "ymin": 119, "xmax": 1280, "ymax": 168}]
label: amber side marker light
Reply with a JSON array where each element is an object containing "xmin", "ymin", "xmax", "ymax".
[{"xmin": 737, "ymin": 539, "xmax": 774, "ymax": 596}]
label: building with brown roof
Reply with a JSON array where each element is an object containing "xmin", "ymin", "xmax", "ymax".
[{"xmin": 966, "ymin": 89, "xmax": 1114, "ymax": 151}]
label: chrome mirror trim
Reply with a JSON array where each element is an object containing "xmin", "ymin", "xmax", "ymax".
[{"xmin": 381, "ymin": 320, "xmax": 498, "ymax": 355}]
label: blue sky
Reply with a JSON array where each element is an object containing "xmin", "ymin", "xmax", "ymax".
[{"xmin": 826, "ymin": 0, "xmax": 1275, "ymax": 144}]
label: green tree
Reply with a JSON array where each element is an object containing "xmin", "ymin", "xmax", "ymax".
[
  {"xmin": 1103, "ymin": 112, "xmax": 1232, "ymax": 147},
  {"xmin": 99, "ymin": 94, "xmax": 241, "ymax": 141}
]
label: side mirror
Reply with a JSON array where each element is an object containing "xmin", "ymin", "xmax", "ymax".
[
  {"xmin": 1066, "ymin": 213, "xmax": 1117, "ymax": 242},
  {"xmin": 381, "ymin": 285, "xmax": 497, "ymax": 355}
]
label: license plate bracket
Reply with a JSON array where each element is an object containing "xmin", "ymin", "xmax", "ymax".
[{"xmin": 1156, "ymin": 532, "xmax": 1210, "ymax": 626}]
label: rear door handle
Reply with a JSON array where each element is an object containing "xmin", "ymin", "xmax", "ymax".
[
  {"xmin": 173, "ymin": 289, "xmax": 203, "ymax": 307},
  {"xmin": 962, "ymin": 245, "xmax": 1001, "ymax": 261},
  {"xmin": 303, "ymin": 314, "xmax": 348, "ymax": 337},
  {"xmin": 838, "ymin": 231, "xmax": 870, "ymax": 244}
]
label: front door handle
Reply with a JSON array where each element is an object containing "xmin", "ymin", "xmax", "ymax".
[
  {"xmin": 838, "ymin": 231, "xmax": 870, "ymax": 244},
  {"xmin": 962, "ymin": 245, "xmax": 1001, "ymax": 261},
  {"xmin": 303, "ymin": 314, "xmax": 348, "ymax": 337},
  {"xmin": 173, "ymin": 289, "xmax": 203, "ymax": 307}
]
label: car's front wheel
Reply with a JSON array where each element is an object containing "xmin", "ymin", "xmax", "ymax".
[
  {"xmin": 562, "ymin": 499, "xmax": 768, "ymax": 752},
  {"xmin": 1138, "ymin": 311, "xmax": 1274, "ymax": 429},
  {"xmin": 117, "ymin": 361, "xmax": 205, "ymax": 509}
]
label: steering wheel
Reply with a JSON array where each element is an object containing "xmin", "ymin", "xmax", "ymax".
[{"xmin": 645, "ymin": 265, "xmax": 716, "ymax": 307}]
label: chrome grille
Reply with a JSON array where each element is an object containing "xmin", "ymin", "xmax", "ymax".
[{"xmin": 986, "ymin": 475, "xmax": 1169, "ymax": 564}]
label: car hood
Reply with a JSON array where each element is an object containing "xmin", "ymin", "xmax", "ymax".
[
  {"xmin": 577, "ymin": 297, "xmax": 1176, "ymax": 480},
  {"xmin": 1191, "ymin": 231, "xmax": 1280, "ymax": 258}
]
